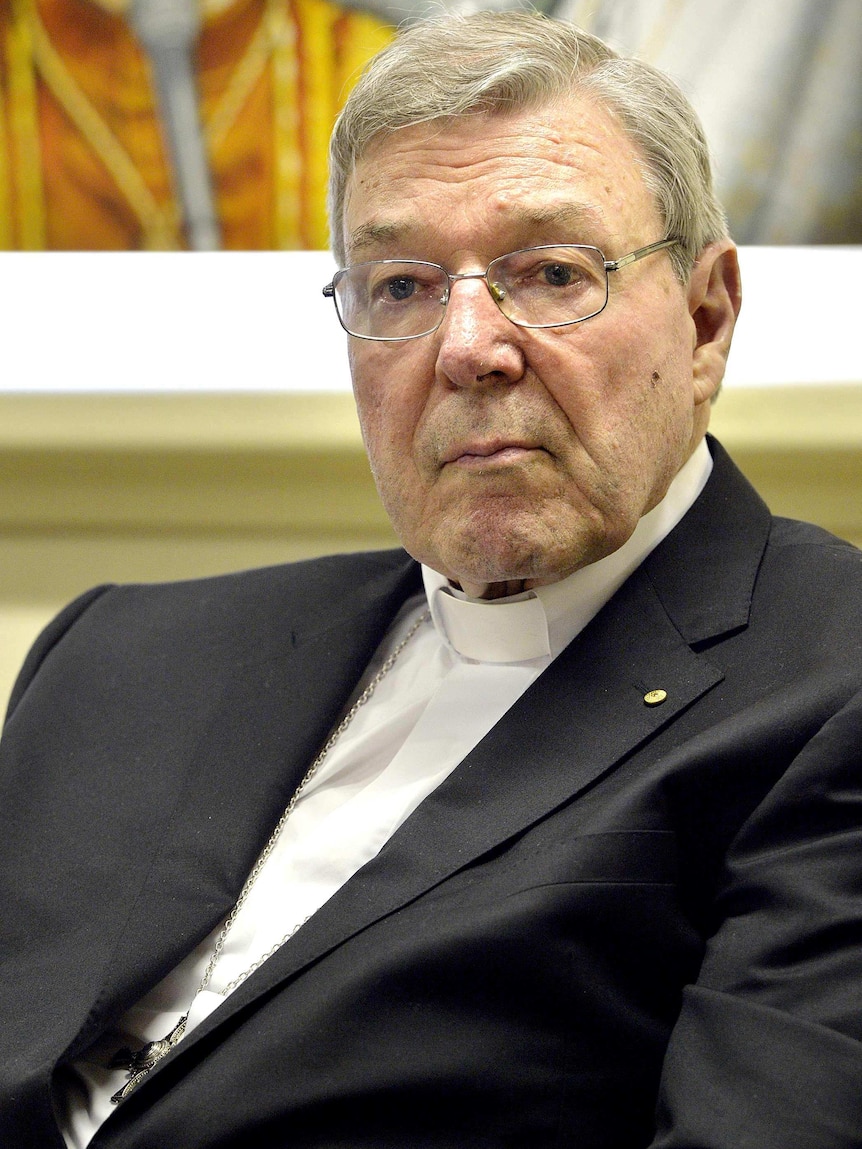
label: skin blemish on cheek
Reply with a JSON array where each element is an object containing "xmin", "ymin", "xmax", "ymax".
[{"xmin": 651, "ymin": 372, "xmax": 662, "ymax": 388}]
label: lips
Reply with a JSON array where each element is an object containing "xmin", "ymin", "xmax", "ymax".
[{"xmin": 441, "ymin": 439, "xmax": 542, "ymax": 465}]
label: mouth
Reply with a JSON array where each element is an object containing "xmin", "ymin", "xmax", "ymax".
[{"xmin": 442, "ymin": 439, "xmax": 545, "ymax": 468}]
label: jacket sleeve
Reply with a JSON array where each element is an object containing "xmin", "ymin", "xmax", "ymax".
[{"xmin": 652, "ymin": 689, "xmax": 862, "ymax": 1148}]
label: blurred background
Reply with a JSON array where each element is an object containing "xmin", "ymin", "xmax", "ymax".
[{"xmin": 1, "ymin": 0, "xmax": 860, "ymax": 705}]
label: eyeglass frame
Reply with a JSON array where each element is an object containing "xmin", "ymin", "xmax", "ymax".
[{"xmin": 322, "ymin": 237, "xmax": 681, "ymax": 342}]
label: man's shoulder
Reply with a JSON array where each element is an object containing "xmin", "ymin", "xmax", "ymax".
[
  {"xmin": 94, "ymin": 547, "xmax": 414, "ymax": 611},
  {"xmin": 761, "ymin": 514, "xmax": 862, "ymax": 588},
  {"xmin": 117, "ymin": 548, "xmax": 417, "ymax": 610},
  {"xmin": 697, "ymin": 436, "xmax": 861, "ymax": 594},
  {"xmin": 758, "ymin": 514, "xmax": 862, "ymax": 618},
  {"xmin": 78, "ymin": 548, "xmax": 419, "ymax": 640},
  {"xmin": 767, "ymin": 515, "xmax": 861, "ymax": 560},
  {"xmin": 644, "ymin": 441, "xmax": 862, "ymax": 653},
  {"xmin": 5, "ymin": 550, "xmax": 419, "ymax": 722}
]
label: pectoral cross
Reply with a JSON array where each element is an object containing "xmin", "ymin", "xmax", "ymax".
[{"xmin": 109, "ymin": 1014, "xmax": 188, "ymax": 1104}]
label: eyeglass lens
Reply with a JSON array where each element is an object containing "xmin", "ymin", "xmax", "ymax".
[{"xmin": 332, "ymin": 246, "xmax": 610, "ymax": 340}]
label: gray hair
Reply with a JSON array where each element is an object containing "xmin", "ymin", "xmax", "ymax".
[{"xmin": 327, "ymin": 11, "xmax": 728, "ymax": 278}]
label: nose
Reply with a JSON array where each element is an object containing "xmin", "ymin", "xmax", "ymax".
[{"xmin": 434, "ymin": 275, "xmax": 526, "ymax": 390}]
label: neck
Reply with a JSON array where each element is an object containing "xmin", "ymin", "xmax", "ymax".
[{"xmin": 454, "ymin": 576, "xmax": 559, "ymax": 600}]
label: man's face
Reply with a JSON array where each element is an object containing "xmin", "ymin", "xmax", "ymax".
[{"xmin": 342, "ymin": 95, "xmax": 733, "ymax": 597}]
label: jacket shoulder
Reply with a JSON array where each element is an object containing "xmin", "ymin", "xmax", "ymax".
[{"xmin": 4, "ymin": 549, "xmax": 417, "ymax": 724}]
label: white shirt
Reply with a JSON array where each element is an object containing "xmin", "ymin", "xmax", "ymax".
[{"xmin": 57, "ymin": 440, "xmax": 712, "ymax": 1147}]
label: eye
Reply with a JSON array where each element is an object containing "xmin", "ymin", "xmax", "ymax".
[
  {"xmin": 541, "ymin": 262, "xmax": 584, "ymax": 287},
  {"xmin": 366, "ymin": 270, "xmax": 429, "ymax": 305},
  {"xmin": 498, "ymin": 249, "xmax": 598, "ymax": 295},
  {"xmin": 385, "ymin": 276, "xmax": 416, "ymax": 301},
  {"xmin": 363, "ymin": 263, "xmax": 447, "ymax": 317}
]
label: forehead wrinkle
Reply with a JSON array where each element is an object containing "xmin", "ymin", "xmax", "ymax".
[{"xmin": 346, "ymin": 201, "xmax": 612, "ymax": 265}]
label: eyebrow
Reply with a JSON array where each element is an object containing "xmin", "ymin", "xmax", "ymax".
[
  {"xmin": 345, "ymin": 202, "xmax": 611, "ymax": 262},
  {"xmin": 346, "ymin": 221, "xmax": 406, "ymax": 260},
  {"xmin": 507, "ymin": 202, "xmax": 609, "ymax": 238}
]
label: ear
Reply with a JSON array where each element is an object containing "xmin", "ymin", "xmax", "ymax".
[{"xmin": 687, "ymin": 240, "xmax": 742, "ymax": 406}]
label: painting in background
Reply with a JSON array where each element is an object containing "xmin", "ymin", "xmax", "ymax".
[
  {"xmin": 0, "ymin": 0, "xmax": 859, "ymax": 251},
  {"xmin": 0, "ymin": 0, "xmax": 393, "ymax": 249},
  {"xmin": 556, "ymin": 0, "xmax": 862, "ymax": 245}
]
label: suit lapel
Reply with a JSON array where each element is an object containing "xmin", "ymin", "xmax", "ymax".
[{"xmin": 643, "ymin": 435, "xmax": 771, "ymax": 645}]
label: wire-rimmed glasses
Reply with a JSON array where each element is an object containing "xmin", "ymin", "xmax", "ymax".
[{"xmin": 322, "ymin": 238, "xmax": 679, "ymax": 342}]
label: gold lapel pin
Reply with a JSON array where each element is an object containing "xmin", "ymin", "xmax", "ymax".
[{"xmin": 643, "ymin": 689, "xmax": 668, "ymax": 707}]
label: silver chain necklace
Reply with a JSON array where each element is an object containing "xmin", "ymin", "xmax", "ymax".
[{"xmin": 110, "ymin": 609, "xmax": 430, "ymax": 1105}]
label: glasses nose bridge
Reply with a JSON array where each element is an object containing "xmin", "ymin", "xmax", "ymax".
[{"xmin": 443, "ymin": 267, "xmax": 506, "ymax": 312}]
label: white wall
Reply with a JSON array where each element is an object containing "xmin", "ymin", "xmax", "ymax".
[{"xmin": 0, "ymin": 247, "xmax": 858, "ymax": 393}]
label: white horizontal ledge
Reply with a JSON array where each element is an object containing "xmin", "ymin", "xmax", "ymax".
[{"xmin": 0, "ymin": 246, "xmax": 858, "ymax": 393}]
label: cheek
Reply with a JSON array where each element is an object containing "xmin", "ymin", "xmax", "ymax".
[
  {"xmin": 600, "ymin": 313, "xmax": 693, "ymax": 420},
  {"xmin": 541, "ymin": 321, "xmax": 695, "ymax": 493},
  {"xmin": 350, "ymin": 346, "xmax": 430, "ymax": 486},
  {"xmin": 529, "ymin": 334, "xmax": 642, "ymax": 452},
  {"xmin": 611, "ymin": 352, "xmax": 699, "ymax": 501}
]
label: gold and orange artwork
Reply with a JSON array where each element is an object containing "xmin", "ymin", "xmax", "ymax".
[{"xmin": 0, "ymin": 0, "xmax": 394, "ymax": 249}]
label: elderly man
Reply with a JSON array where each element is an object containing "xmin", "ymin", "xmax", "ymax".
[{"xmin": 1, "ymin": 12, "xmax": 861, "ymax": 1149}]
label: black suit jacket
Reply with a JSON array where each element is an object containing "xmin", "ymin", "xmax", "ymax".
[{"xmin": 2, "ymin": 439, "xmax": 862, "ymax": 1148}]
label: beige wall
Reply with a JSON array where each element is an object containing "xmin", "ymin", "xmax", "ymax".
[{"xmin": 2, "ymin": 385, "xmax": 861, "ymax": 711}]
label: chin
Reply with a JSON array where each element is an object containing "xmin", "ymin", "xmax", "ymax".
[
  {"xmin": 401, "ymin": 495, "xmax": 631, "ymax": 583},
  {"xmin": 438, "ymin": 517, "xmax": 636, "ymax": 588},
  {"xmin": 433, "ymin": 534, "xmax": 583, "ymax": 589}
]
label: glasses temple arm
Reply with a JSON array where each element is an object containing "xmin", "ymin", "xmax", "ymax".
[{"xmin": 604, "ymin": 237, "xmax": 679, "ymax": 272}]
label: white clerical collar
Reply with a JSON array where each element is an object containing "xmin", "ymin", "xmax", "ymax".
[{"xmin": 423, "ymin": 438, "xmax": 713, "ymax": 664}]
